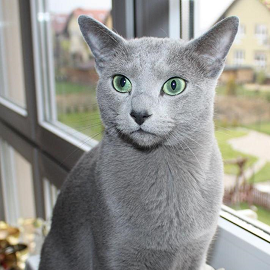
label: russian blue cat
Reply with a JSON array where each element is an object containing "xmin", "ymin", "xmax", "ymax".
[{"xmin": 39, "ymin": 16, "xmax": 239, "ymax": 270}]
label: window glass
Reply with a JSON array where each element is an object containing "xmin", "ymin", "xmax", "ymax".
[
  {"xmin": 196, "ymin": 0, "xmax": 270, "ymax": 229},
  {"xmin": 0, "ymin": 0, "xmax": 26, "ymax": 108},
  {"xmin": 35, "ymin": 0, "xmax": 112, "ymax": 142},
  {"xmin": 43, "ymin": 178, "xmax": 59, "ymax": 222},
  {"xmin": 0, "ymin": 139, "xmax": 35, "ymax": 226}
]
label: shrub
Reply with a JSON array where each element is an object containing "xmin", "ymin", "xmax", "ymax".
[
  {"xmin": 256, "ymin": 70, "xmax": 267, "ymax": 85},
  {"xmin": 225, "ymin": 76, "xmax": 237, "ymax": 96}
]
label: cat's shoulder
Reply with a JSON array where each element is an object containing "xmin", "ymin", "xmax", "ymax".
[{"xmin": 63, "ymin": 144, "xmax": 100, "ymax": 188}]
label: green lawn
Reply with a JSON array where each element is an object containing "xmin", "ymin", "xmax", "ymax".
[
  {"xmin": 215, "ymin": 129, "xmax": 257, "ymax": 175},
  {"xmin": 56, "ymin": 81, "xmax": 96, "ymax": 95},
  {"xmin": 231, "ymin": 202, "xmax": 270, "ymax": 226},
  {"xmin": 249, "ymin": 162, "xmax": 270, "ymax": 184},
  {"xmin": 216, "ymin": 85, "xmax": 270, "ymax": 101},
  {"xmin": 244, "ymin": 122, "xmax": 270, "ymax": 136},
  {"xmin": 58, "ymin": 110, "xmax": 104, "ymax": 141}
]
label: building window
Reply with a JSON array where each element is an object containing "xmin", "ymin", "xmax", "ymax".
[
  {"xmin": 235, "ymin": 24, "xmax": 245, "ymax": 44},
  {"xmin": 254, "ymin": 52, "xmax": 267, "ymax": 69},
  {"xmin": 234, "ymin": 50, "xmax": 245, "ymax": 65},
  {"xmin": 255, "ymin": 24, "xmax": 268, "ymax": 45}
]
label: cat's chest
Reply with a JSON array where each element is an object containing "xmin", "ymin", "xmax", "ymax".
[{"xmin": 100, "ymin": 148, "xmax": 211, "ymax": 233}]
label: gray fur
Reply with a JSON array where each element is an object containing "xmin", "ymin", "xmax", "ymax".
[{"xmin": 39, "ymin": 16, "xmax": 239, "ymax": 270}]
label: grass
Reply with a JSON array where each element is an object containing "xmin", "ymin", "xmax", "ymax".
[
  {"xmin": 231, "ymin": 202, "xmax": 270, "ymax": 226},
  {"xmin": 249, "ymin": 162, "xmax": 270, "ymax": 184},
  {"xmin": 55, "ymin": 81, "xmax": 96, "ymax": 95},
  {"xmin": 58, "ymin": 110, "xmax": 104, "ymax": 141},
  {"xmin": 215, "ymin": 128, "xmax": 257, "ymax": 175},
  {"xmin": 244, "ymin": 122, "xmax": 270, "ymax": 136},
  {"xmin": 216, "ymin": 85, "xmax": 270, "ymax": 101}
]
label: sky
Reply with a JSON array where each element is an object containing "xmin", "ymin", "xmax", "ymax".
[
  {"xmin": 197, "ymin": 0, "xmax": 235, "ymax": 34},
  {"xmin": 49, "ymin": 0, "xmax": 112, "ymax": 14},
  {"xmin": 49, "ymin": 0, "xmax": 235, "ymax": 34}
]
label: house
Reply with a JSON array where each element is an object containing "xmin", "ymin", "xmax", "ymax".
[
  {"xmin": 217, "ymin": 0, "xmax": 270, "ymax": 83},
  {"xmin": 51, "ymin": 8, "xmax": 112, "ymax": 84},
  {"xmin": 62, "ymin": 8, "xmax": 112, "ymax": 66}
]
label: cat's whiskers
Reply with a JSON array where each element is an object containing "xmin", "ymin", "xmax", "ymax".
[
  {"xmin": 181, "ymin": 139, "xmax": 205, "ymax": 178},
  {"xmin": 183, "ymin": 135, "xmax": 204, "ymax": 148},
  {"xmin": 60, "ymin": 131, "xmax": 103, "ymax": 167}
]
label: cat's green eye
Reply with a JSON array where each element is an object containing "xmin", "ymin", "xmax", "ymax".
[
  {"xmin": 162, "ymin": 77, "xmax": 186, "ymax": 96},
  {"xmin": 112, "ymin": 75, "xmax": 132, "ymax": 93}
]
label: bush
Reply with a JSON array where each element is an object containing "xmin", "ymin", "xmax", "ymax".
[
  {"xmin": 256, "ymin": 70, "xmax": 267, "ymax": 85},
  {"xmin": 225, "ymin": 76, "xmax": 237, "ymax": 96}
]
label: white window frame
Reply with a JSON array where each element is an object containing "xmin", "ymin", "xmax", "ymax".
[
  {"xmin": 235, "ymin": 24, "xmax": 245, "ymax": 44},
  {"xmin": 255, "ymin": 52, "xmax": 267, "ymax": 69},
  {"xmin": 234, "ymin": 50, "xmax": 245, "ymax": 65},
  {"xmin": 255, "ymin": 24, "xmax": 268, "ymax": 45}
]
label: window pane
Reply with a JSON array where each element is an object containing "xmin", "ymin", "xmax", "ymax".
[
  {"xmin": 0, "ymin": 139, "xmax": 35, "ymax": 226},
  {"xmin": 35, "ymin": 0, "xmax": 112, "ymax": 142},
  {"xmin": 43, "ymin": 178, "xmax": 59, "ymax": 222},
  {"xmin": 196, "ymin": 0, "xmax": 270, "ymax": 230},
  {"xmin": 0, "ymin": 0, "xmax": 26, "ymax": 108}
]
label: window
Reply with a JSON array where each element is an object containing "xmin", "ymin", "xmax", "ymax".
[
  {"xmin": 0, "ymin": 139, "xmax": 35, "ymax": 226},
  {"xmin": 255, "ymin": 24, "xmax": 268, "ymax": 45},
  {"xmin": 196, "ymin": 0, "xmax": 270, "ymax": 239},
  {"xmin": 43, "ymin": 178, "xmax": 59, "ymax": 221},
  {"xmin": 33, "ymin": 0, "xmax": 112, "ymax": 144},
  {"xmin": 235, "ymin": 24, "xmax": 245, "ymax": 44},
  {"xmin": 255, "ymin": 52, "xmax": 267, "ymax": 69},
  {"xmin": 234, "ymin": 50, "xmax": 245, "ymax": 65},
  {"xmin": 0, "ymin": 1, "xmax": 269, "ymax": 270},
  {"xmin": 0, "ymin": 0, "xmax": 26, "ymax": 110}
]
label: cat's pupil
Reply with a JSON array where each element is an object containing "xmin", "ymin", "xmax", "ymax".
[
  {"xmin": 171, "ymin": 80, "xmax": 176, "ymax": 90},
  {"xmin": 120, "ymin": 77, "xmax": 126, "ymax": 87}
]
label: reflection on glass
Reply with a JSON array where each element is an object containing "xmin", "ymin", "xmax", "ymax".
[
  {"xmin": 196, "ymin": 0, "xmax": 270, "ymax": 229},
  {"xmin": 43, "ymin": 0, "xmax": 112, "ymax": 141},
  {"xmin": 0, "ymin": 0, "xmax": 26, "ymax": 108}
]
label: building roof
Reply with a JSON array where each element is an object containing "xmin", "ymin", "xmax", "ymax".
[
  {"xmin": 215, "ymin": 0, "xmax": 270, "ymax": 25},
  {"xmin": 51, "ymin": 8, "xmax": 110, "ymax": 36},
  {"xmin": 72, "ymin": 8, "xmax": 109, "ymax": 23},
  {"xmin": 51, "ymin": 13, "xmax": 69, "ymax": 34},
  {"xmin": 62, "ymin": 8, "xmax": 110, "ymax": 37}
]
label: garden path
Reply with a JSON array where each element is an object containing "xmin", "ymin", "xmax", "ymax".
[
  {"xmin": 228, "ymin": 130, "xmax": 270, "ymax": 162},
  {"xmin": 223, "ymin": 130, "xmax": 270, "ymax": 189}
]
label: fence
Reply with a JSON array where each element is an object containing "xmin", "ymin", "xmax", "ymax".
[{"xmin": 224, "ymin": 183, "xmax": 270, "ymax": 210}]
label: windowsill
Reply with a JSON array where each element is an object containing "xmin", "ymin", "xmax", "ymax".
[
  {"xmin": 221, "ymin": 205, "xmax": 270, "ymax": 242},
  {"xmin": 209, "ymin": 213, "xmax": 270, "ymax": 270}
]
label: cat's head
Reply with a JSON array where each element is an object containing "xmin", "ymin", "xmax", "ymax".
[{"xmin": 78, "ymin": 16, "xmax": 239, "ymax": 148}]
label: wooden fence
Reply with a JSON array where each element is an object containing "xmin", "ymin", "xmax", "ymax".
[{"xmin": 224, "ymin": 183, "xmax": 270, "ymax": 210}]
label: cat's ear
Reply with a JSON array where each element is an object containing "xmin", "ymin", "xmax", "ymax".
[
  {"xmin": 78, "ymin": 15, "xmax": 125, "ymax": 73},
  {"xmin": 187, "ymin": 16, "xmax": 239, "ymax": 77}
]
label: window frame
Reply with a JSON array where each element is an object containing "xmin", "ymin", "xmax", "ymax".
[
  {"xmin": 234, "ymin": 49, "xmax": 245, "ymax": 65},
  {"xmin": 0, "ymin": 0, "xmax": 269, "ymax": 267},
  {"xmin": 0, "ymin": 0, "xmax": 37, "ymax": 140},
  {"xmin": 0, "ymin": 121, "xmax": 44, "ymax": 219}
]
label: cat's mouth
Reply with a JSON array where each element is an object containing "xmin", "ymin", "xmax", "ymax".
[
  {"xmin": 130, "ymin": 128, "xmax": 156, "ymax": 136},
  {"xmin": 127, "ymin": 127, "xmax": 165, "ymax": 148},
  {"xmin": 115, "ymin": 125, "xmax": 168, "ymax": 148}
]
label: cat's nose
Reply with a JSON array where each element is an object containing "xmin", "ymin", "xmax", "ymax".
[{"xmin": 130, "ymin": 110, "xmax": 152, "ymax": 125}]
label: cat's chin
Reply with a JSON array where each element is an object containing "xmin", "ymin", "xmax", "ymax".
[{"xmin": 126, "ymin": 130, "xmax": 164, "ymax": 149}]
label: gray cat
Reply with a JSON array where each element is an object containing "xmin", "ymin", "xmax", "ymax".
[{"xmin": 39, "ymin": 16, "xmax": 239, "ymax": 270}]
